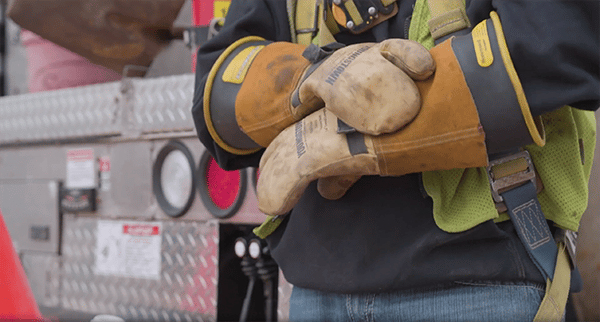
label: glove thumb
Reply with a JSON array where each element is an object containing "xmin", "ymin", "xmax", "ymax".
[
  {"xmin": 378, "ymin": 39, "xmax": 435, "ymax": 81},
  {"xmin": 317, "ymin": 175, "xmax": 362, "ymax": 200}
]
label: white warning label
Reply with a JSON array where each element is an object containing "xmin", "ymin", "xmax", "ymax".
[
  {"xmin": 66, "ymin": 148, "xmax": 96, "ymax": 189},
  {"xmin": 95, "ymin": 221, "xmax": 162, "ymax": 280}
]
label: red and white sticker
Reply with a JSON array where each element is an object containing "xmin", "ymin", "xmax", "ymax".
[
  {"xmin": 66, "ymin": 148, "xmax": 95, "ymax": 189},
  {"xmin": 123, "ymin": 224, "xmax": 160, "ymax": 236},
  {"xmin": 99, "ymin": 156, "xmax": 111, "ymax": 172},
  {"xmin": 95, "ymin": 221, "xmax": 163, "ymax": 280},
  {"xmin": 99, "ymin": 156, "xmax": 111, "ymax": 191}
]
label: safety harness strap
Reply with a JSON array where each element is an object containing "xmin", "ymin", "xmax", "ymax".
[
  {"xmin": 286, "ymin": 5, "xmax": 575, "ymax": 321},
  {"xmin": 293, "ymin": 0, "xmax": 401, "ymax": 46},
  {"xmin": 501, "ymin": 181, "xmax": 558, "ymax": 280},
  {"xmin": 418, "ymin": 0, "xmax": 572, "ymax": 319},
  {"xmin": 294, "ymin": 0, "xmax": 339, "ymax": 46},
  {"xmin": 295, "ymin": 0, "xmax": 319, "ymax": 46},
  {"xmin": 287, "ymin": 0, "xmax": 298, "ymax": 44},
  {"xmin": 489, "ymin": 150, "xmax": 570, "ymax": 321},
  {"xmin": 426, "ymin": 0, "xmax": 470, "ymax": 41},
  {"xmin": 534, "ymin": 243, "xmax": 571, "ymax": 322}
]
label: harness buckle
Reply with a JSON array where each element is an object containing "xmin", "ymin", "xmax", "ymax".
[
  {"xmin": 296, "ymin": 0, "xmax": 321, "ymax": 38},
  {"xmin": 487, "ymin": 150, "xmax": 537, "ymax": 210},
  {"xmin": 555, "ymin": 228, "xmax": 578, "ymax": 269},
  {"xmin": 330, "ymin": 0, "xmax": 398, "ymax": 34},
  {"xmin": 555, "ymin": 228, "xmax": 583, "ymax": 292}
]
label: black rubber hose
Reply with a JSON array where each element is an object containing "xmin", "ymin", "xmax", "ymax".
[{"xmin": 239, "ymin": 277, "xmax": 255, "ymax": 322}]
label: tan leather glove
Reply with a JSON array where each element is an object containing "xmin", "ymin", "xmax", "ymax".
[
  {"xmin": 257, "ymin": 14, "xmax": 545, "ymax": 215},
  {"xmin": 203, "ymin": 38, "xmax": 434, "ymax": 155},
  {"xmin": 257, "ymin": 103, "xmax": 486, "ymax": 215},
  {"xmin": 316, "ymin": 12, "xmax": 548, "ymax": 202}
]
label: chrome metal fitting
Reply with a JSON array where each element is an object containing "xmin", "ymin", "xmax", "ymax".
[{"xmin": 487, "ymin": 150, "xmax": 537, "ymax": 204}]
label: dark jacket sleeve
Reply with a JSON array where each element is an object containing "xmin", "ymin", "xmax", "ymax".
[
  {"xmin": 490, "ymin": 0, "xmax": 599, "ymax": 115},
  {"xmin": 192, "ymin": 0, "xmax": 291, "ymax": 170}
]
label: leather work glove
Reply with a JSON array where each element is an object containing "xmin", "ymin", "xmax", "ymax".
[
  {"xmin": 203, "ymin": 37, "xmax": 435, "ymax": 156},
  {"xmin": 257, "ymin": 13, "xmax": 545, "ymax": 215},
  {"xmin": 256, "ymin": 103, "xmax": 486, "ymax": 215}
]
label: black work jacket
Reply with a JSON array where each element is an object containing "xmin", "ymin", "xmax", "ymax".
[{"xmin": 192, "ymin": 0, "xmax": 600, "ymax": 293}]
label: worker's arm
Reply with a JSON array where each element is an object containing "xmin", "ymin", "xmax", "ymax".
[
  {"xmin": 319, "ymin": 1, "xmax": 600, "ymax": 200},
  {"xmin": 193, "ymin": 1, "xmax": 434, "ymax": 171},
  {"xmin": 192, "ymin": 0, "xmax": 290, "ymax": 171},
  {"xmin": 492, "ymin": 0, "xmax": 599, "ymax": 114},
  {"xmin": 258, "ymin": 2, "xmax": 600, "ymax": 214}
]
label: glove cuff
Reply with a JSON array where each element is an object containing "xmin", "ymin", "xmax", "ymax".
[
  {"xmin": 204, "ymin": 36, "xmax": 271, "ymax": 155},
  {"xmin": 373, "ymin": 39, "xmax": 488, "ymax": 176},
  {"xmin": 451, "ymin": 12, "xmax": 545, "ymax": 154}
]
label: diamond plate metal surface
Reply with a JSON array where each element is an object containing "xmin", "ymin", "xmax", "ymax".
[
  {"xmin": 21, "ymin": 253, "xmax": 61, "ymax": 308},
  {"xmin": 62, "ymin": 215, "xmax": 218, "ymax": 321},
  {"xmin": 131, "ymin": 74, "xmax": 195, "ymax": 133},
  {"xmin": 0, "ymin": 82, "xmax": 121, "ymax": 142},
  {"xmin": 0, "ymin": 74, "xmax": 195, "ymax": 144}
]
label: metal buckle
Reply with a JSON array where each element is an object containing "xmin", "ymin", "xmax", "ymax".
[
  {"xmin": 487, "ymin": 150, "xmax": 537, "ymax": 205},
  {"xmin": 555, "ymin": 229, "xmax": 578, "ymax": 269},
  {"xmin": 331, "ymin": 0, "xmax": 397, "ymax": 34},
  {"xmin": 208, "ymin": 18, "xmax": 224, "ymax": 41},
  {"xmin": 183, "ymin": 26, "xmax": 208, "ymax": 50},
  {"xmin": 296, "ymin": 0, "xmax": 321, "ymax": 37}
]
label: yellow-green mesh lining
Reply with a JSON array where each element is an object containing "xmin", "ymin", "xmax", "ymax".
[
  {"xmin": 408, "ymin": 0, "xmax": 435, "ymax": 50},
  {"xmin": 423, "ymin": 167, "xmax": 500, "ymax": 233},
  {"xmin": 422, "ymin": 107, "xmax": 595, "ymax": 233},
  {"xmin": 525, "ymin": 107, "xmax": 596, "ymax": 231},
  {"xmin": 411, "ymin": 0, "xmax": 596, "ymax": 233}
]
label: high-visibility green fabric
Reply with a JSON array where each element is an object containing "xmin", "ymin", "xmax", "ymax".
[
  {"xmin": 408, "ymin": 1, "xmax": 435, "ymax": 49},
  {"xmin": 254, "ymin": 0, "xmax": 596, "ymax": 240},
  {"xmin": 410, "ymin": 0, "xmax": 596, "ymax": 233}
]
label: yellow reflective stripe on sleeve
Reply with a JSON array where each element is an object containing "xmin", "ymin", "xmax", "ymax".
[
  {"xmin": 490, "ymin": 11, "xmax": 545, "ymax": 147},
  {"xmin": 222, "ymin": 45, "xmax": 264, "ymax": 84},
  {"xmin": 533, "ymin": 243, "xmax": 571, "ymax": 322},
  {"xmin": 427, "ymin": 0, "xmax": 470, "ymax": 40},
  {"xmin": 203, "ymin": 36, "xmax": 265, "ymax": 155}
]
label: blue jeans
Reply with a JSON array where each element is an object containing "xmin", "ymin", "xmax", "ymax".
[{"xmin": 290, "ymin": 281, "xmax": 546, "ymax": 321}]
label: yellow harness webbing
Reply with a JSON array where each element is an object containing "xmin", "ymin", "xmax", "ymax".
[
  {"xmin": 295, "ymin": 0, "xmax": 318, "ymax": 46},
  {"xmin": 291, "ymin": 1, "xmax": 573, "ymax": 320},
  {"xmin": 416, "ymin": 1, "xmax": 572, "ymax": 319},
  {"xmin": 426, "ymin": 0, "xmax": 470, "ymax": 40},
  {"xmin": 294, "ymin": 0, "xmax": 338, "ymax": 46},
  {"xmin": 534, "ymin": 243, "xmax": 572, "ymax": 321}
]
